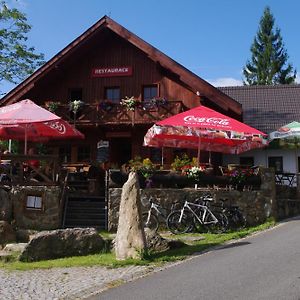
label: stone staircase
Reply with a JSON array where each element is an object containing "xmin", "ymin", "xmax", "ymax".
[{"xmin": 63, "ymin": 195, "xmax": 106, "ymax": 229}]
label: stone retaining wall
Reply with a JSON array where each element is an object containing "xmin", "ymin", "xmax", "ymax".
[
  {"xmin": 108, "ymin": 168, "xmax": 276, "ymax": 231},
  {"xmin": 11, "ymin": 186, "xmax": 61, "ymax": 230}
]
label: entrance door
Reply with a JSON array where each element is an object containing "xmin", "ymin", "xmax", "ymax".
[{"xmin": 110, "ymin": 138, "xmax": 132, "ymax": 167}]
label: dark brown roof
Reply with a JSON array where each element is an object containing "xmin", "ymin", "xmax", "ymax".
[
  {"xmin": 0, "ymin": 16, "xmax": 241, "ymax": 115},
  {"xmin": 219, "ymin": 84, "xmax": 300, "ymax": 133}
]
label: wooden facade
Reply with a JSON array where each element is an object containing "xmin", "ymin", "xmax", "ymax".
[{"xmin": 0, "ymin": 16, "xmax": 242, "ymax": 168}]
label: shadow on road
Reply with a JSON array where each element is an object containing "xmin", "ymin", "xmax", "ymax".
[{"xmin": 216, "ymin": 241, "xmax": 251, "ymax": 250}]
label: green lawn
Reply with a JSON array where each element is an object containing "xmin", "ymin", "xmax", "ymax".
[{"xmin": 0, "ymin": 219, "xmax": 275, "ymax": 271}]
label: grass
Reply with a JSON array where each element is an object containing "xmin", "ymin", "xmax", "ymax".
[{"xmin": 0, "ymin": 219, "xmax": 276, "ymax": 271}]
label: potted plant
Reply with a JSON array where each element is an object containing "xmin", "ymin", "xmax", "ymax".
[
  {"xmin": 128, "ymin": 156, "xmax": 156, "ymax": 188},
  {"xmin": 45, "ymin": 101, "xmax": 60, "ymax": 113},
  {"xmin": 120, "ymin": 96, "xmax": 139, "ymax": 111},
  {"xmin": 99, "ymin": 100, "xmax": 115, "ymax": 112},
  {"xmin": 69, "ymin": 99, "xmax": 84, "ymax": 114},
  {"xmin": 227, "ymin": 168, "xmax": 261, "ymax": 190}
]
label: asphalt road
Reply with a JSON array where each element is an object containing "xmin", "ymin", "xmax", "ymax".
[{"xmin": 90, "ymin": 217, "xmax": 300, "ymax": 300}]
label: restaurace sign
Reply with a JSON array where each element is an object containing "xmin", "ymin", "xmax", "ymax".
[{"xmin": 91, "ymin": 66, "xmax": 132, "ymax": 77}]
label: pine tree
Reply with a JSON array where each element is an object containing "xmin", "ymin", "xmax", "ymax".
[
  {"xmin": 0, "ymin": 1, "xmax": 44, "ymax": 92},
  {"xmin": 243, "ymin": 6, "xmax": 296, "ymax": 85}
]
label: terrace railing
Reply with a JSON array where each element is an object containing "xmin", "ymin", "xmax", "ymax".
[
  {"xmin": 52, "ymin": 100, "xmax": 184, "ymax": 126},
  {"xmin": 0, "ymin": 154, "xmax": 59, "ymax": 186}
]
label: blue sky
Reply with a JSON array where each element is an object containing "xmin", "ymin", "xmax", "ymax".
[{"xmin": 3, "ymin": 0, "xmax": 300, "ymax": 94}]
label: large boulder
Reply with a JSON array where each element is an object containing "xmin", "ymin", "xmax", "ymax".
[
  {"xmin": 0, "ymin": 221, "xmax": 16, "ymax": 246},
  {"xmin": 19, "ymin": 227, "xmax": 105, "ymax": 262},
  {"xmin": 144, "ymin": 228, "xmax": 186, "ymax": 253},
  {"xmin": 115, "ymin": 172, "xmax": 147, "ymax": 260},
  {"xmin": 0, "ymin": 189, "xmax": 12, "ymax": 222},
  {"xmin": 15, "ymin": 229, "xmax": 38, "ymax": 243}
]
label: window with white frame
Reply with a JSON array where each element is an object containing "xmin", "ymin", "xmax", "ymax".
[{"xmin": 26, "ymin": 195, "xmax": 43, "ymax": 210}]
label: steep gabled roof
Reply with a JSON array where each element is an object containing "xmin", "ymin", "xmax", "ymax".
[
  {"xmin": 1, "ymin": 16, "xmax": 241, "ymax": 115},
  {"xmin": 219, "ymin": 84, "xmax": 300, "ymax": 133}
]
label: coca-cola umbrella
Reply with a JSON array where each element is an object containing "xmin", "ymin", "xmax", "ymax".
[
  {"xmin": 269, "ymin": 121, "xmax": 300, "ymax": 149},
  {"xmin": 144, "ymin": 105, "xmax": 267, "ymax": 163},
  {"xmin": 0, "ymin": 99, "xmax": 84, "ymax": 153}
]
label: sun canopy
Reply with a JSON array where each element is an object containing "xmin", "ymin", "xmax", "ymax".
[
  {"xmin": 144, "ymin": 105, "xmax": 267, "ymax": 154},
  {"xmin": 0, "ymin": 99, "xmax": 84, "ymax": 153},
  {"xmin": 269, "ymin": 121, "xmax": 300, "ymax": 149}
]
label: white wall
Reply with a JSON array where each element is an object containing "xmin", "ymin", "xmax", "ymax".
[{"xmin": 223, "ymin": 149, "xmax": 300, "ymax": 173}]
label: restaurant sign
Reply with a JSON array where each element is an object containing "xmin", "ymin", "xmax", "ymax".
[{"xmin": 91, "ymin": 66, "xmax": 132, "ymax": 78}]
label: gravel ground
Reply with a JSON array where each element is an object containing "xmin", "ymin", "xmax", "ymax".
[{"xmin": 0, "ymin": 265, "xmax": 153, "ymax": 300}]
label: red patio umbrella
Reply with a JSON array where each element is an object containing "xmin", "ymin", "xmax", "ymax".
[
  {"xmin": 0, "ymin": 99, "xmax": 84, "ymax": 153},
  {"xmin": 144, "ymin": 105, "xmax": 267, "ymax": 163}
]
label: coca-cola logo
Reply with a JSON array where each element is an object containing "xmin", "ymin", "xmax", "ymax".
[
  {"xmin": 183, "ymin": 115, "xmax": 229, "ymax": 126},
  {"xmin": 45, "ymin": 121, "xmax": 66, "ymax": 134}
]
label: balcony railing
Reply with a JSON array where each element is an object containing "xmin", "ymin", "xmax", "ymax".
[
  {"xmin": 0, "ymin": 154, "xmax": 59, "ymax": 186},
  {"xmin": 52, "ymin": 100, "xmax": 184, "ymax": 126}
]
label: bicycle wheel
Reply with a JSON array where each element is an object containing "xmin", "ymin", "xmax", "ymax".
[
  {"xmin": 232, "ymin": 210, "xmax": 247, "ymax": 229},
  {"xmin": 192, "ymin": 209, "xmax": 208, "ymax": 233},
  {"xmin": 167, "ymin": 210, "xmax": 193, "ymax": 234},
  {"xmin": 142, "ymin": 213, "xmax": 159, "ymax": 231},
  {"xmin": 206, "ymin": 212, "xmax": 228, "ymax": 234}
]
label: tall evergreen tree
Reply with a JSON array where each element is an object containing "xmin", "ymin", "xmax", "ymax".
[
  {"xmin": 0, "ymin": 1, "xmax": 44, "ymax": 93},
  {"xmin": 243, "ymin": 6, "xmax": 296, "ymax": 85}
]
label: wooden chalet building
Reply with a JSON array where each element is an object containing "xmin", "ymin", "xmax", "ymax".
[{"xmin": 0, "ymin": 16, "xmax": 241, "ymax": 168}]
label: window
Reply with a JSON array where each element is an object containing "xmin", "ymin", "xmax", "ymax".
[
  {"xmin": 143, "ymin": 85, "xmax": 158, "ymax": 101},
  {"xmin": 105, "ymin": 87, "xmax": 120, "ymax": 103},
  {"xmin": 78, "ymin": 145, "xmax": 91, "ymax": 162},
  {"xmin": 69, "ymin": 88, "xmax": 83, "ymax": 101},
  {"xmin": 268, "ymin": 156, "xmax": 283, "ymax": 172},
  {"xmin": 26, "ymin": 195, "xmax": 42, "ymax": 210},
  {"xmin": 239, "ymin": 157, "xmax": 254, "ymax": 166}
]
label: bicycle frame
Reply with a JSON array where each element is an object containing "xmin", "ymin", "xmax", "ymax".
[
  {"xmin": 179, "ymin": 201, "xmax": 218, "ymax": 225},
  {"xmin": 145, "ymin": 202, "xmax": 165, "ymax": 224}
]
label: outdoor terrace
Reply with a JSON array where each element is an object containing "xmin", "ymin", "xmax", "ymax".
[{"xmin": 0, "ymin": 154, "xmax": 59, "ymax": 186}]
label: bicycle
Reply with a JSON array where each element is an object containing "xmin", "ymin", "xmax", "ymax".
[
  {"xmin": 142, "ymin": 196, "xmax": 179, "ymax": 231},
  {"xmin": 167, "ymin": 194, "xmax": 228, "ymax": 234},
  {"xmin": 219, "ymin": 198, "xmax": 246, "ymax": 230}
]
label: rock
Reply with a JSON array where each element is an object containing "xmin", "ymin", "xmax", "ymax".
[
  {"xmin": 115, "ymin": 172, "xmax": 146, "ymax": 260},
  {"xmin": 15, "ymin": 229, "xmax": 38, "ymax": 243},
  {"xmin": 0, "ymin": 221, "xmax": 16, "ymax": 245},
  {"xmin": 3, "ymin": 243, "xmax": 27, "ymax": 252},
  {"xmin": 19, "ymin": 227, "xmax": 105, "ymax": 262},
  {"xmin": 144, "ymin": 228, "xmax": 170, "ymax": 252},
  {"xmin": 0, "ymin": 189, "xmax": 12, "ymax": 222},
  {"xmin": 144, "ymin": 228, "xmax": 186, "ymax": 253}
]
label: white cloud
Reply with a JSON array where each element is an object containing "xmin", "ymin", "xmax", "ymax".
[
  {"xmin": 296, "ymin": 74, "xmax": 300, "ymax": 84},
  {"xmin": 207, "ymin": 77, "xmax": 243, "ymax": 87}
]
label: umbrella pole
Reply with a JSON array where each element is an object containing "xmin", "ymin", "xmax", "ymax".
[
  {"xmin": 24, "ymin": 125, "xmax": 28, "ymax": 154},
  {"xmin": 208, "ymin": 151, "xmax": 211, "ymax": 165},
  {"xmin": 197, "ymin": 137, "xmax": 201, "ymax": 167},
  {"xmin": 161, "ymin": 147, "xmax": 164, "ymax": 168},
  {"xmin": 8, "ymin": 139, "xmax": 12, "ymax": 152}
]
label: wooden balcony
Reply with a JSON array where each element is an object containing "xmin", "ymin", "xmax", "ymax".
[{"xmin": 53, "ymin": 100, "xmax": 184, "ymax": 126}]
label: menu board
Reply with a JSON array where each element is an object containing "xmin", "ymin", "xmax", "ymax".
[{"xmin": 96, "ymin": 140, "xmax": 109, "ymax": 163}]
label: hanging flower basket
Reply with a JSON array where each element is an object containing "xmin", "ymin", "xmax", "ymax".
[
  {"xmin": 69, "ymin": 100, "xmax": 85, "ymax": 114},
  {"xmin": 120, "ymin": 96, "xmax": 139, "ymax": 111},
  {"xmin": 99, "ymin": 100, "xmax": 115, "ymax": 112},
  {"xmin": 45, "ymin": 101, "xmax": 60, "ymax": 113},
  {"xmin": 142, "ymin": 97, "xmax": 169, "ymax": 110}
]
